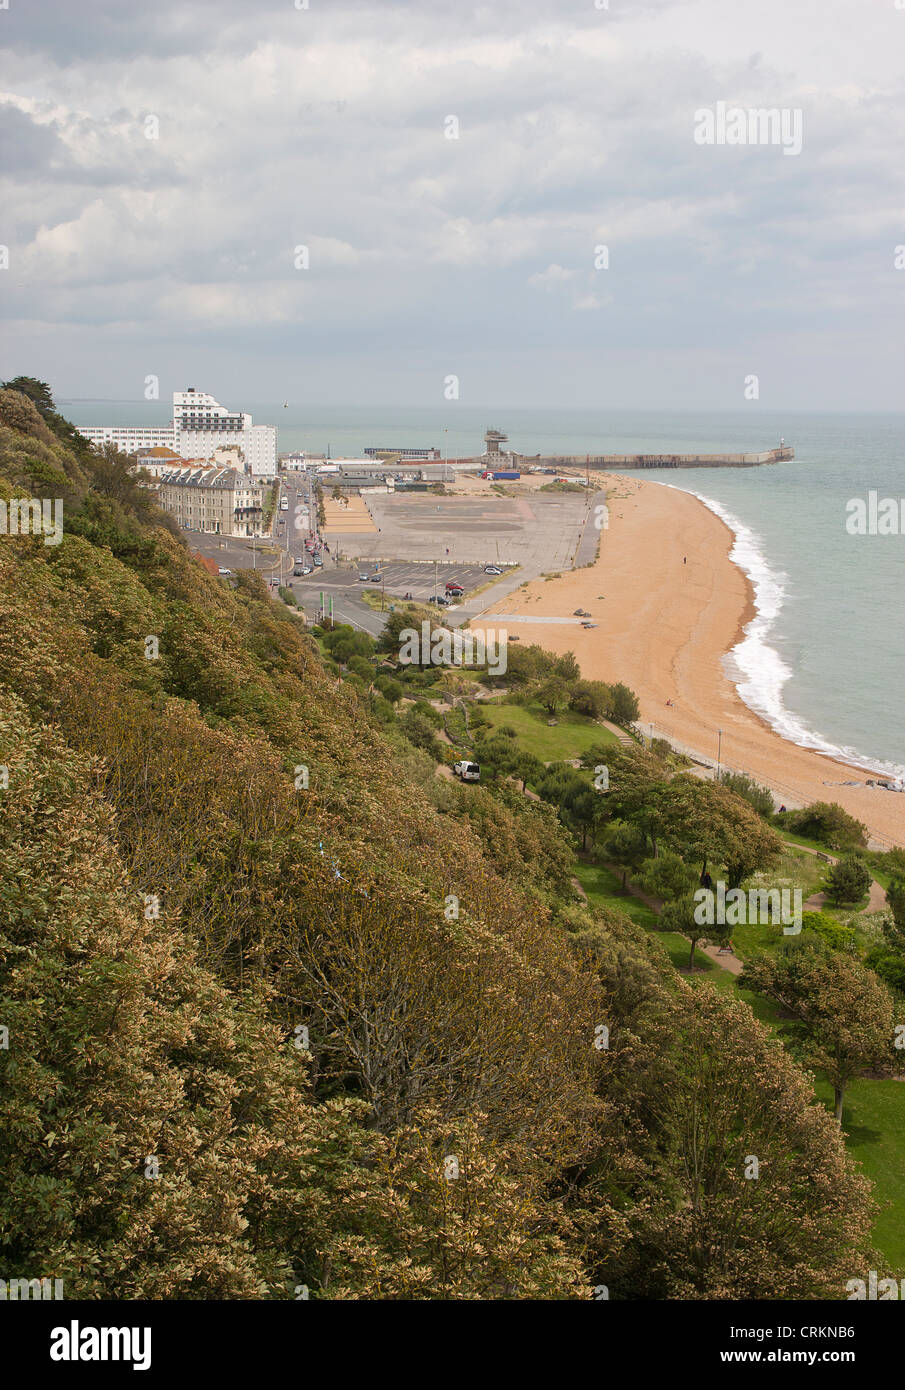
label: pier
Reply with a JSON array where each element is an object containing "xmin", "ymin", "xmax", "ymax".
[{"xmin": 529, "ymin": 447, "xmax": 794, "ymax": 469}]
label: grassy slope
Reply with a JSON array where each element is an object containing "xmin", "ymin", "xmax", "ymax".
[{"xmin": 481, "ymin": 700, "xmax": 619, "ymax": 761}]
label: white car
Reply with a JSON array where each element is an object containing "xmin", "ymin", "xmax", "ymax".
[
  {"xmin": 484, "ymin": 565, "xmax": 502, "ymax": 575},
  {"xmin": 453, "ymin": 760, "xmax": 480, "ymax": 782},
  {"xmin": 218, "ymin": 567, "xmax": 233, "ymax": 577}
]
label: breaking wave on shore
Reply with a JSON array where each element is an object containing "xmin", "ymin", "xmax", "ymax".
[{"xmin": 664, "ymin": 484, "xmax": 905, "ymax": 783}]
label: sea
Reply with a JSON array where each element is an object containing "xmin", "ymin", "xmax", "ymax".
[{"xmin": 62, "ymin": 401, "xmax": 905, "ymax": 779}]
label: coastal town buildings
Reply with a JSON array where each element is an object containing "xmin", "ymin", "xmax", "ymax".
[
  {"xmin": 132, "ymin": 445, "xmax": 186, "ymax": 478},
  {"xmin": 155, "ymin": 465, "xmax": 265, "ymax": 537},
  {"xmin": 364, "ymin": 446, "xmax": 441, "ymax": 461},
  {"xmin": 77, "ymin": 388, "xmax": 278, "ymax": 478}
]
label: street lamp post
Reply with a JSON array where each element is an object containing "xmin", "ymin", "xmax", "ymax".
[{"xmin": 716, "ymin": 728, "xmax": 723, "ymax": 782}]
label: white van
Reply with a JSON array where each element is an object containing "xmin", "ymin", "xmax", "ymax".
[{"xmin": 453, "ymin": 760, "xmax": 480, "ymax": 782}]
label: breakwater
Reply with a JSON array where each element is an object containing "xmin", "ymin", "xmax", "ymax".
[{"xmin": 531, "ymin": 447, "xmax": 794, "ymax": 469}]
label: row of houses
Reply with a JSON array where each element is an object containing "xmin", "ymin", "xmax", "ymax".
[{"xmin": 153, "ymin": 466, "xmax": 266, "ymax": 537}]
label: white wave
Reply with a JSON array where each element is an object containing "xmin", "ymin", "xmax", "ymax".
[{"xmin": 658, "ymin": 482, "xmax": 905, "ymax": 781}]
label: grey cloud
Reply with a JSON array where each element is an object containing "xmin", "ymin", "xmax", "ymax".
[{"xmin": 0, "ymin": 0, "xmax": 902, "ymax": 408}]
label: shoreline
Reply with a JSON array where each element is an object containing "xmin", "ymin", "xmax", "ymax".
[{"xmin": 471, "ymin": 474, "xmax": 905, "ymax": 850}]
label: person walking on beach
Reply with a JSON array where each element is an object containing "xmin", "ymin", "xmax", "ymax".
[{"xmin": 683, "ymin": 556, "xmax": 687, "ymax": 564}]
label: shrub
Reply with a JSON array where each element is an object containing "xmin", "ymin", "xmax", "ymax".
[
  {"xmin": 865, "ymin": 948, "xmax": 905, "ymax": 994},
  {"xmin": 569, "ymin": 680, "xmax": 611, "ymax": 719},
  {"xmin": 346, "ymin": 655, "xmax": 375, "ymax": 683},
  {"xmin": 787, "ymin": 801, "xmax": 867, "ymax": 851},
  {"xmin": 801, "ymin": 910, "xmax": 856, "ymax": 951},
  {"xmin": 637, "ymin": 851, "xmax": 698, "ymax": 903},
  {"xmin": 607, "ymin": 682, "xmax": 639, "ymax": 725},
  {"xmin": 374, "ymin": 675, "xmax": 403, "ymax": 704},
  {"xmin": 826, "ymin": 854, "xmax": 871, "ymax": 905},
  {"xmin": 720, "ymin": 771, "xmax": 775, "ymax": 819}
]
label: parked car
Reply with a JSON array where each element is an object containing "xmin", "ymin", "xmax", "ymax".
[
  {"xmin": 428, "ymin": 595, "xmax": 451, "ymax": 606},
  {"xmin": 218, "ymin": 567, "xmax": 233, "ymax": 577},
  {"xmin": 453, "ymin": 760, "xmax": 480, "ymax": 782},
  {"xmin": 484, "ymin": 565, "xmax": 502, "ymax": 575},
  {"xmin": 358, "ymin": 574, "xmax": 371, "ymax": 582},
  {"xmin": 312, "ymin": 555, "xmax": 324, "ymax": 566},
  {"xmin": 445, "ymin": 582, "xmax": 465, "ymax": 595},
  {"xmin": 292, "ymin": 567, "xmax": 306, "ymax": 577}
]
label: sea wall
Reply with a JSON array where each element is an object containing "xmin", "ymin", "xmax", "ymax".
[{"xmin": 532, "ymin": 447, "xmax": 794, "ymax": 469}]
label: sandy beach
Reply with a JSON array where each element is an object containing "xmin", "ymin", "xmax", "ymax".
[{"xmin": 472, "ymin": 475, "xmax": 905, "ymax": 850}]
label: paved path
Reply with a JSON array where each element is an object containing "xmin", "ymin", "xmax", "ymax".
[
  {"xmin": 602, "ymin": 718, "xmax": 634, "ymax": 748},
  {"xmin": 790, "ymin": 842, "xmax": 888, "ymax": 913},
  {"xmin": 598, "ymin": 861, "xmax": 742, "ymax": 977}
]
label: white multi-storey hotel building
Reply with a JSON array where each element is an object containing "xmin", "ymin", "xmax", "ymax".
[{"xmin": 78, "ymin": 389, "xmax": 278, "ymax": 478}]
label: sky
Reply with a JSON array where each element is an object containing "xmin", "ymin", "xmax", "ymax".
[{"xmin": 1, "ymin": 0, "xmax": 904, "ymax": 410}]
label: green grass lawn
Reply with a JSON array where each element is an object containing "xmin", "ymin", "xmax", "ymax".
[
  {"xmin": 481, "ymin": 700, "xmax": 618, "ymax": 762},
  {"xmin": 573, "ymin": 860, "xmax": 660, "ymax": 929},
  {"xmin": 811, "ymin": 1075, "xmax": 905, "ymax": 1275},
  {"xmin": 774, "ymin": 825, "xmax": 840, "ymax": 857}
]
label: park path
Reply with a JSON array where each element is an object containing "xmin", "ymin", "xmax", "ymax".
[
  {"xmin": 602, "ymin": 718, "xmax": 635, "ymax": 747},
  {"xmin": 599, "ymin": 860, "xmax": 743, "ymax": 976},
  {"xmin": 789, "ymin": 842, "xmax": 887, "ymax": 913}
]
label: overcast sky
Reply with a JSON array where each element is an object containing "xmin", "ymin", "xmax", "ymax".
[{"xmin": 2, "ymin": 0, "xmax": 903, "ymax": 410}]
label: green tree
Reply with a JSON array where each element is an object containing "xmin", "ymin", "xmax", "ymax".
[
  {"xmin": 741, "ymin": 937, "xmax": 896, "ymax": 1123},
  {"xmin": 536, "ymin": 765, "xmax": 601, "ymax": 849},
  {"xmin": 719, "ymin": 770, "xmax": 775, "ymax": 819},
  {"xmin": 553, "ymin": 651, "xmax": 581, "ymax": 683},
  {"xmin": 603, "ymin": 822, "xmax": 647, "ymax": 889},
  {"xmin": 657, "ymin": 777, "xmax": 782, "ymax": 887},
  {"xmin": 512, "ymin": 751, "xmax": 545, "ymax": 792},
  {"xmin": 787, "ymin": 801, "xmax": 868, "ymax": 851},
  {"xmin": 638, "ymin": 850, "xmax": 698, "ymax": 904},
  {"xmin": 535, "ymin": 675, "xmax": 572, "ymax": 716},
  {"xmin": 568, "ymin": 680, "xmax": 611, "ymax": 719},
  {"xmin": 606, "ymin": 682, "xmax": 640, "ymax": 725},
  {"xmin": 583, "ymin": 978, "xmax": 876, "ymax": 1299},
  {"xmin": 826, "ymin": 854, "xmax": 871, "ymax": 905},
  {"xmin": 659, "ymin": 891, "xmax": 709, "ymax": 971},
  {"xmin": 886, "ymin": 878, "xmax": 905, "ymax": 944}
]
